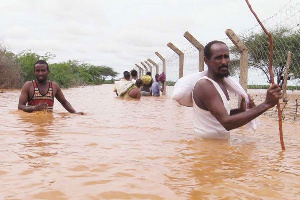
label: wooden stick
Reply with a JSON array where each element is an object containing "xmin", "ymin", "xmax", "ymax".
[{"xmin": 245, "ymin": 0, "xmax": 285, "ymax": 150}]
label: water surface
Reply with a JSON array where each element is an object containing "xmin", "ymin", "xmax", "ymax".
[{"xmin": 0, "ymin": 85, "xmax": 299, "ymax": 199}]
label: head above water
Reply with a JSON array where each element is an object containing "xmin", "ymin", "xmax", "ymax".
[
  {"xmin": 204, "ymin": 40, "xmax": 226, "ymax": 60},
  {"xmin": 130, "ymin": 69, "xmax": 138, "ymax": 78},
  {"xmin": 123, "ymin": 71, "xmax": 131, "ymax": 80},
  {"xmin": 33, "ymin": 60, "xmax": 50, "ymax": 82},
  {"xmin": 135, "ymin": 79, "xmax": 143, "ymax": 88},
  {"xmin": 155, "ymin": 74, "xmax": 159, "ymax": 81},
  {"xmin": 34, "ymin": 60, "xmax": 49, "ymax": 71},
  {"xmin": 204, "ymin": 40, "xmax": 230, "ymax": 78}
]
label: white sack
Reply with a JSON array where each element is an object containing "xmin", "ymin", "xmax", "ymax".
[{"xmin": 172, "ymin": 71, "xmax": 259, "ymax": 130}]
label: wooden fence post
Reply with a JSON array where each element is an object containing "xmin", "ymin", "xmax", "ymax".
[
  {"xmin": 282, "ymin": 51, "xmax": 292, "ymax": 102},
  {"xmin": 147, "ymin": 58, "xmax": 159, "ymax": 75},
  {"xmin": 225, "ymin": 29, "xmax": 248, "ymax": 92},
  {"xmin": 135, "ymin": 64, "xmax": 143, "ymax": 78},
  {"xmin": 155, "ymin": 52, "xmax": 166, "ymax": 95},
  {"xmin": 141, "ymin": 62, "xmax": 149, "ymax": 73},
  {"xmin": 145, "ymin": 61, "xmax": 153, "ymax": 75},
  {"xmin": 184, "ymin": 31, "xmax": 204, "ymax": 72},
  {"xmin": 167, "ymin": 42, "xmax": 184, "ymax": 78}
]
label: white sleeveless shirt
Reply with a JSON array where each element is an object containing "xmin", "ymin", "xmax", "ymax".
[{"xmin": 192, "ymin": 76, "xmax": 231, "ymax": 140}]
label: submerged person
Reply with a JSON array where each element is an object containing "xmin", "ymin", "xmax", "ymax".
[
  {"xmin": 18, "ymin": 60, "xmax": 83, "ymax": 114},
  {"xmin": 120, "ymin": 79, "xmax": 143, "ymax": 99},
  {"xmin": 130, "ymin": 69, "xmax": 138, "ymax": 83},
  {"xmin": 193, "ymin": 40, "xmax": 282, "ymax": 139},
  {"xmin": 141, "ymin": 72, "xmax": 153, "ymax": 96},
  {"xmin": 114, "ymin": 71, "xmax": 132, "ymax": 96},
  {"xmin": 151, "ymin": 74, "xmax": 164, "ymax": 97}
]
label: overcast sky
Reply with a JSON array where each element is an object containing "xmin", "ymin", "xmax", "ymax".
[{"xmin": 0, "ymin": 0, "xmax": 293, "ymax": 78}]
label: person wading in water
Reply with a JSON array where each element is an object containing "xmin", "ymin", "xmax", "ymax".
[{"xmin": 18, "ymin": 60, "xmax": 83, "ymax": 114}]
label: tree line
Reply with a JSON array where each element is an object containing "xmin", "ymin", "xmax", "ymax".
[
  {"xmin": 231, "ymin": 27, "xmax": 300, "ymax": 86},
  {"xmin": 0, "ymin": 49, "xmax": 118, "ymax": 89}
]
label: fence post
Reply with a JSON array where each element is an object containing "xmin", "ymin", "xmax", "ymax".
[
  {"xmin": 141, "ymin": 62, "xmax": 149, "ymax": 73},
  {"xmin": 225, "ymin": 29, "xmax": 248, "ymax": 92},
  {"xmin": 135, "ymin": 64, "xmax": 143, "ymax": 78},
  {"xmin": 184, "ymin": 31, "xmax": 204, "ymax": 72},
  {"xmin": 147, "ymin": 58, "xmax": 159, "ymax": 75},
  {"xmin": 282, "ymin": 51, "xmax": 292, "ymax": 102},
  {"xmin": 155, "ymin": 52, "xmax": 166, "ymax": 95},
  {"xmin": 167, "ymin": 42, "xmax": 184, "ymax": 78},
  {"xmin": 145, "ymin": 61, "xmax": 153, "ymax": 75}
]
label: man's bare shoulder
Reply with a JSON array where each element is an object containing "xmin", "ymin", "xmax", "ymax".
[
  {"xmin": 22, "ymin": 81, "xmax": 33, "ymax": 89},
  {"xmin": 128, "ymin": 88, "xmax": 140, "ymax": 97},
  {"xmin": 51, "ymin": 81, "xmax": 61, "ymax": 90},
  {"xmin": 194, "ymin": 79, "xmax": 215, "ymax": 93}
]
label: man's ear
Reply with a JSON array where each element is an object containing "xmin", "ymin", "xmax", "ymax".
[{"xmin": 204, "ymin": 57, "xmax": 209, "ymax": 65}]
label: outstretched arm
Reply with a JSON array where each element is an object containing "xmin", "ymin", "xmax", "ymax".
[
  {"xmin": 230, "ymin": 94, "xmax": 256, "ymax": 115},
  {"xmin": 54, "ymin": 83, "xmax": 83, "ymax": 114},
  {"xmin": 18, "ymin": 82, "xmax": 47, "ymax": 112},
  {"xmin": 193, "ymin": 80, "xmax": 282, "ymax": 131}
]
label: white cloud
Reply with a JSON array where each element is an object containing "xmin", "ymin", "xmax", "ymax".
[{"xmin": 0, "ymin": 0, "xmax": 293, "ymax": 79}]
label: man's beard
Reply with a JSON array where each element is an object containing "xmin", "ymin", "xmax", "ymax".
[{"xmin": 218, "ymin": 64, "xmax": 230, "ymax": 78}]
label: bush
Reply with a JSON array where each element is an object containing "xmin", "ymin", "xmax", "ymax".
[{"xmin": 0, "ymin": 48, "xmax": 22, "ymax": 88}]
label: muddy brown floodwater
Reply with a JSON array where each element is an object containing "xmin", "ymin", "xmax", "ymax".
[{"xmin": 0, "ymin": 84, "xmax": 299, "ymax": 200}]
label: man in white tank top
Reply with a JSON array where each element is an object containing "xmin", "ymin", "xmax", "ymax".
[{"xmin": 192, "ymin": 41, "xmax": 282, "ymax": 139}]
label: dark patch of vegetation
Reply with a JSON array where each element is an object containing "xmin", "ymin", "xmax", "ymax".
[{"xmin": 0, "ymin": 48, "xmax": 118, "ymax": 89}]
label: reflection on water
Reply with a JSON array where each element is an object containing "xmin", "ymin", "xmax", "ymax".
[{"xmin": 0, "ymin": 85, "xmax": 299, "ymax": 199}]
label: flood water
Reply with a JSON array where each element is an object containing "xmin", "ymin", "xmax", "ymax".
[{"xmin": 0, "ymin": 84, "xmax": 299, "ymax": 200}]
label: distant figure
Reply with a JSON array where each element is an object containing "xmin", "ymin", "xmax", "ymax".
[
  {"xmin": 130, "ymin": 69, "xmax": 138, "ymax": 83},
  {"xmin": 141, "ymin": 72, "xmax": 153, "ymax": 96},
  {"xmin": 121, "ymin": 79, "xmax": 143, "ymax": 99},
  {"xmin": 122, "ymin": 71, "xmax": 131, "ymax": 81},
  {"xmin": 114, "ymin": 71, "xmax": 132, "ymax": 96},
  {"xmin": 193, "ymin": 40, "xmax": 282, "ymax": 139},
  {"xmin": 151, "ymin": 74, "xmax": 164, "ymax": 97},
  {"xmin": 18, "ymin": 60, "xmax": 84, "ymax": 114}
]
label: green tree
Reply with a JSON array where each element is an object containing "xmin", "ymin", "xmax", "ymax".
[
  {"xmin": 49, "ymin": 60, "xmax": 82, "ymax": 88},
  {"xmin": 98, "ymin": 66, "xmax": 118, "ymax": 82},
  {"xmin": 88, "ymin": 65, "xmax": 104, "ymax": 84},
  {"xmin": 231, "ymin": 28, "xmax": 300, "ymax": 86}
]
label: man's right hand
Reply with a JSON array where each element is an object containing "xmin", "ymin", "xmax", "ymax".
[
  {"xmin": 35, "ymin": 103, "xmax": 48, "ymax": 111},
  {"xmin": 264, "ymin": 84, "xmax": 282, "ymax": 108}
]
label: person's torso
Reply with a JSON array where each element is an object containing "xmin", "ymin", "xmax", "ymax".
[
  {"xmin": 141, "ymin": 84, "xmax": 151, "ymax": 92},
  {"xmin": 192, "ymin": 76, "xmax": 230, "ymax": 139},
  {"xmin": 122, "ymin": 85, "xmax": 137, "ymax": 99},
  {"xmin": 28, "ymin": 80, "xmax": 54, "ymax": 111},
  {"xmin": 151, "ymin": 82, "xmax": 160, "ymax": 96}
]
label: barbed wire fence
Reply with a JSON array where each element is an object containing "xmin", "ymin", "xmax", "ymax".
[{"xmin": 141, "ymin": 0, "xmax": 300, "ymax": 122}]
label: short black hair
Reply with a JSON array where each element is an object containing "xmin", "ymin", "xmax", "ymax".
[
  {"xmin": 135, "ymin": 79, "xmax": 143, "ymax": 88},
  {"xmin": 123, "ymin": 71, "xmax": 131, "ymax": 80},
  {"xmin": 146, "ymin": 71, "xmax": 151, "ymax": 76},
  {"xmin": 155, "ymin": 74, "xmax": 159, "ymax": 81},
  {"xmin": 34, "ymin": 60, "xmax": 49, "ymax": 70},
  {"xmin": 131, "ymin": 69, "xmax": 137, "ymax": 77},
  {"xmin": 204, "ymin": 40, "xmax": 226, "ymax": 60}
]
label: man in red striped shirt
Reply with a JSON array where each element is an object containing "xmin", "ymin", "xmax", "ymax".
[{"xmin": 18, "ymin": 60, "xmax": 83, "ymax": 114}]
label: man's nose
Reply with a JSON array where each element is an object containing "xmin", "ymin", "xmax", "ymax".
[{"xmin": 221, "ymin": 57, "xmax": 229, "ymax": 65}]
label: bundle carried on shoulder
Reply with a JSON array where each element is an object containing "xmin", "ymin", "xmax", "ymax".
[
  {"xmin": 141, "ymin": 75, "xmax": 152, "ymax": 85},
  {"xmin": 114, "ymin": 80, "xmax": 134, "ymax": 96},
  {"xmin": 172, "ymin": 71, "xmax": 207, "ymax": 107},
  {"xmin": 172, "ymin": 71, "xmax": 259, "ymax": 130},
  {"xmin": 158, "ymin": 72, "xmax": 166, "ymax": 82}
]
